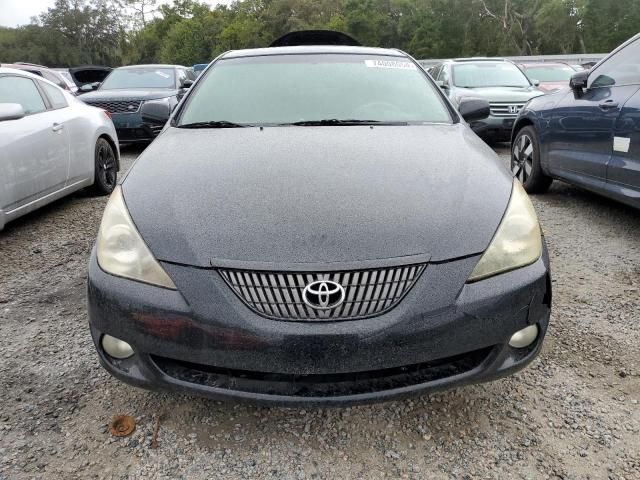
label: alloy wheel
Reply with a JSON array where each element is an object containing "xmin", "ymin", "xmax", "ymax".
[
  {"xmin": 97, "ymin": 143, "xmax": 117, "ymax": 188},
  {"xmin": 511, "ymin": 134, "xmax": 534, "ymax": 183}
]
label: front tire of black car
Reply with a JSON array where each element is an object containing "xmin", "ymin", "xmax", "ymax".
[
  {"xmin": 511, "ymin": 126, "xmax": 552, "ymax": 193},
  {"xmin": 89, "ymin": 138, "xmax": 118, "ymax": 196}
]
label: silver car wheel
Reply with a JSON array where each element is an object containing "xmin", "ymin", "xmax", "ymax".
[{"xmin": 511, "ymin": 133, "xmax": 534, "ymax": 183}]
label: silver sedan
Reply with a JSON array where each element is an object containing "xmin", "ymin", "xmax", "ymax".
[{"xmin": 0, "ymin": 67, "xmax": 119, "ymax": 230}]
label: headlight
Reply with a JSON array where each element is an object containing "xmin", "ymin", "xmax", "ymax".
[
  {"xmin": 468, "ymin": 180, "xmax": 542, "ymax": 282},
  {"xmin": 96, "ymin": 186, "xmax": 176, "ymax": 289}
]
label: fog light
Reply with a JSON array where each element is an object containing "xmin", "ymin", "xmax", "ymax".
[
  {"xmin": 102, "ymin": 334, "xmax": 134, "ymax": 359},
  {"xmin": 509, "ymin": 325, "xmax": 539, "ymax": 349}
]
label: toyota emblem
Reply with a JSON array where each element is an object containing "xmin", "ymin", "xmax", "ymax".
[{"xmin": 302, "ymin": 280, "xmax": 346, "ymax": 310}]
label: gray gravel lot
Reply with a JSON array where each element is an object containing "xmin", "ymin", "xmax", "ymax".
[{"xmin": 0, "ymin": 144, "xmax": 638, "ymax": 479}]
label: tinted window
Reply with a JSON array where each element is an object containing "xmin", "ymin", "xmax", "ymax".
[
  {"xmin": 179, "ymin": 54, "xmax": 452, "ymax": 125},
  {"xmin": 100, "ymin": 68, "xmax": 176, "ymax": 89},
  {"xmin": 0, "ymin": 76, "xmax": 46, "ymax": 114},
  {"xmin": 177, "ymin": 69, "xmax": 187, "ymax": 86},
  {"xmin": 590, "ymin": 38, "xmax": 640, "ymax": 88},
  {"xmin": 42, "ymin": 70, "xmax": 65, "ymax": 89},
  {"xmin": 40, "ymin": 81, "xmax": 68, "ymax": 109},
  {"xmin": 452, "ymin": 62, "xmax": 530, "ymax": 88},
  {"xmin": 437, "ymin": 66, "xmax": 450, "ymax": 84},
  {"xmin": 523, "ymin": 65, "xmax": 574, "ymax": 82}
]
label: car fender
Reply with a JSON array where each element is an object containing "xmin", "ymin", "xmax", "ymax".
[{"xmin": 512, "ymin": 107, "xmax": 550, "ymax": 175}]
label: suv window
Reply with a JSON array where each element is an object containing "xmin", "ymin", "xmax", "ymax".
[
  {"xmin": 41, "ymin": 70, "xmax": 66, "ymax": 89},
  {"xmin": 40, "ymin": 81, "xmax": 68, "ymax": 109},
  {"xmin": 452, "ymin": 62, "xmax": 530, "ymax": 88},
  {"xmin": 437, "ymin": 66, "xmax": 450, "ymax": 85},
  {"xmin": 177, "ymin": 68, "xmax": 188, "ymax": 87},
  {"xmin": 0, "ymin": 75, "xmax": 47, "ymax": 114},
  {"xmin": 430, "ymin": 65, "xmax": 442, "ymax": 80},
  {"xmin": 589, "ymin": 38, "xmax": 640, "ymax": 88}
]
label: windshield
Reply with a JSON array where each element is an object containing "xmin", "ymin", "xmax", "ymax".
[
  {"xmin": 178, "ymin": 54, "xmax": 452, "ymax": 126},
  {"xmin": 523, "ymin": 65, "xmax": 574, "ymax": 82},
  {"xmin": 452, "ymin": 62, "xmax": 531, "ymax": 88},
  {"xmin": 100, "ymin": 68, "xmax": 176, "ymax": 90}
]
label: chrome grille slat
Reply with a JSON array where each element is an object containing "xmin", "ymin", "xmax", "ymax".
[
  {"xmin": 83, "ymin": 100, "xmax": 142, "ymax": 114},
  {"xmin": 219, "ymin": 264, "xmax": 426, "ymax": 321},
  {"xmin": 489, "ymin": 102, "xmax": 525, "ymax": 118}
]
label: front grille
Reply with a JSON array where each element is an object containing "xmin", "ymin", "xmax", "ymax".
[
  {"xmin": 489, "ymin": 102, "xmax": 525, "ymax": 117},
  {"xmin": 151, "ymin": 347, "xmax": 492, "ymax": 398},
  {"xmin": 84, "ymin": 100, "xmax": 141, "ymax": 114},
  {"xmin": 219, "ymin": 264, "xmax": 426, "ymax": 321}
]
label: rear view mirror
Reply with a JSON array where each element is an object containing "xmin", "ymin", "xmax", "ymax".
[
  {"xmin": 0, "ymin": 103, "xmax": 25, "ymax": 122},
  {"xmin": 569, "ymin": 70, "xmax": 589, "ymax": 91},
  {"xmin": 458, "ymin": 97, "xmax": 490, "ymax": 123}
]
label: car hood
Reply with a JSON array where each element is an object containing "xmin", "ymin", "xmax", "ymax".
[
  {"xmin": 122, "ymin": 124, "xmax": 513, "ymax": 269},
  {"xmin": 454, "ymin": 86, "xmax": 543, "ymax": 102},
  {"xmin": 81, "ymin": 89, "xmax": 177, "ymax": 102},
  {"xmin": 537, "ymin": 81, "xmax": 569, "ymax": 92}
]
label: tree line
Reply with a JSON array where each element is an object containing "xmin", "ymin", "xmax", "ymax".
[{"xmin": 0, "ymin": 0, "xmax": 638, "ymax": 68}]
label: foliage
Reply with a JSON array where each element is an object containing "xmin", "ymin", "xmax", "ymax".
[{"xmin": 0, "ymin": 0, "xmax": 636, "ymax": 67}]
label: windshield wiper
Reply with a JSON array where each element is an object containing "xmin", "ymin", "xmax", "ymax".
[
  {"xmin": 177, "ymin": 121, "xmax": 249, "ymax": 129},
  {"xmin": 284, "ymin": 119, "xmax": 407, "ymax": 126}
]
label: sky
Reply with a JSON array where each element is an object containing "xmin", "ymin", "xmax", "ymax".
[{"xmin": 0, "ymin": 0, "xmax": 232, "ymax": 28}]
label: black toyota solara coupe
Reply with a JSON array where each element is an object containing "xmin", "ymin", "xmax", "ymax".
[{"xmin": 88, "ymin": 44, "xmax": 551, "ymax": 406}]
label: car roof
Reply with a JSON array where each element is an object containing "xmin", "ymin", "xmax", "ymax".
[
  {"xmin": 519, "ymin": 62, "xmax": 572, "ymax": 68},
  {"xmin": 1, "ymin": 63, "xmax": 49, "ymax": 72},
  {"xmin": 446, "ymin": 58, "xmax": 510, "ymax": 63},
  {"xmin": 0, "ymin": 67, "xmax": 71, "ymax": 91},
  {"xmin": 116, "ymin": 64, "xmax": 186, "ymax": 70},
  {"xmin": 0, "ymin": 66, "xmax": 44, "ymax": 77},
  {"xmin": 221, "ymin": 45, "xmax": 406, "ymax": 59}
]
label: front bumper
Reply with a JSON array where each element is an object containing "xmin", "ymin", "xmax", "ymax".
[
  {"xmin": 111, "ymin": 113, "xmax": 162, "ymax": 143},
  {"xmin": 88, "ymin": 246, "xmax": 551, "ymax": 406},
  {"xmin": 470, "ymin": 115, "xmax": 518, "ymax": 141}
]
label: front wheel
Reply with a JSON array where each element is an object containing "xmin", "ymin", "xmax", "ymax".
[
  {"xmin": 89, "ymin": 138, "xmax": 118, "ymax": 196},
  {"xmin": 511, "ymin": 126, "xmax": 552, "ymax": 193}
]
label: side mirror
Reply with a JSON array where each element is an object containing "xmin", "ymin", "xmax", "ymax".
[
  {"xmin": 569, "ymin": 70, "xmax": 589, "ymax": 91},
  {"xmin": 140, "ymin": 100, "xmax": 172, "ymax": 125},
  {"xmin": 0, "ymin": 103, "xmax": 25, "ymax": 122},
  {"xmin": 458, "ymin": 97, "xmax": 490, "ymax": 123},
  {"xmin": 181, "ymin": 79, "xmax": 194, "ymax": 89},
  {"xmin": 79, "ymin": 82, "xmax": 100, "ymax": 92},
  {"xmin": 436, "ymin": 80, "xmax": 448, "ymax": 89},
  {"xmin": 532, "ymin": 79, "xmax": 541, "ymax": 86}
]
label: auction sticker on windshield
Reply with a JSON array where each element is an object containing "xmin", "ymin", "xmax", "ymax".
[{"xmin": 365, "ymin": 59, "xmax": 417, "ymax": 70}]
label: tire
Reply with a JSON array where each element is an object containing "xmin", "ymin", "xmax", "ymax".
[
  {"xmin": 89, "ymin": 138, "xmax": 118, "ymax": 196},
  {"xmin": 511, "ymin": 126, "xmax": 552, "ymax": 193}
]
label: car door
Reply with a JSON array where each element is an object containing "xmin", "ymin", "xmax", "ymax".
[
  {"xmin": 0, "ymin": 74, "xmax": 70, "ymax": 213},
  {"xmin": 607, "ymin": 53, "xmax": 640, "ymax": 203},
  {"xmin": 38, "ymin": 79, "xmax": 91, "ymax": 185},
  {"xmin": 544, "ymin": 38, "xmax": 640, "ymax": 187}
]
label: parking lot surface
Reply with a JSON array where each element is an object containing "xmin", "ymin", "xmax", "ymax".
[{"xmin": 0, "ymin": 145, "xmax": 638, "ymax": 479}]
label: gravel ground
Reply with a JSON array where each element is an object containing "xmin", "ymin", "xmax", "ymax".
[{"xmin": 0, "ymin": 144, "xmax": 638, "ymax": 480}]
